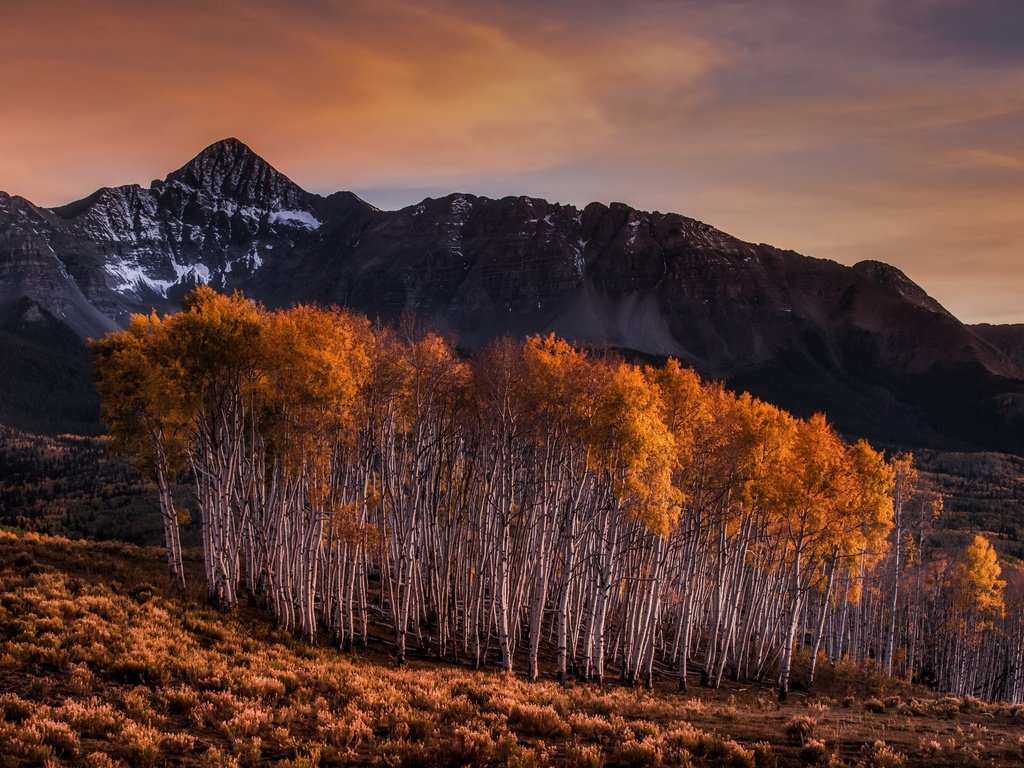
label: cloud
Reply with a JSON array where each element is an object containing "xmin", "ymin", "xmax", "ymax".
[
  {"xmin": 0, "ymin": 0, "xmax": 721, "ymax": 198},
  {"xmin": 0, "ymin": 0, "xmax": 1021, "ymax": 322}
]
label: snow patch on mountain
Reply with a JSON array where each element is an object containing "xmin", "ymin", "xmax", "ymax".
[
  {"xmin": 571, "ymin": 238, "xmax": 588, "ymax": 279},
  {"xmin": 246, "ymin": 244, "xmax": 263, "ymax": 271},
  {"xmin": 190, "ymin": 263, "xmax": 211, "ymax": 283},
  {"xmin": 627, "ymin": 216, "xmax": 641, "ymax": 247},
  {"xmin": 268, "ymin": 209, "xmax": 321, "ymax": 230},
  {"xmin": 446, "ymin": 196, "xmax": 473, "ymax": 257},
  {"xmin": 77, "ymin": 188, "xmax": 165, "ymax": 244},
  {"xmin": 105, "ymin": 255, "xmax": 211, "ymax": 296},
  {"xmin": 214, "ymin": 200, "xmax": 261, "ymax": 223},
  {"xmin": 450, "ymin": 196, "xmax": 472, "ymax": 223},
  {"xmin": 105, "ymin": 258, "xmax": 174, "ymax": 295}
]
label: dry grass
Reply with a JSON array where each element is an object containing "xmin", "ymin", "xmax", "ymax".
[{"xmin": 0, "ymin": 532, "xmax": 1022, "ymax": 767}]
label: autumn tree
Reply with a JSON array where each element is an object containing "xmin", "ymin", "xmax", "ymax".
[
  {"xmin": 762, "ymin": 413, "xmax": 860, "ymax": 700},
  {"xmin": 92, "ymin": 289, "xmax": 1023, "ymax": 703},
  {"xmin": 93, "ymin": 313, "xmax": 189, "ymax": 591}
]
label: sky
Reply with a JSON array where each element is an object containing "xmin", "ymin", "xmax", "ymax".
[{"xmin": 2, "ymin": 0, "xmax": 1022, "ymax": 323}]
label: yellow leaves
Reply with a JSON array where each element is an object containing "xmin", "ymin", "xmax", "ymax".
[
  {"xmin": 521, "ymin": 334, "xmax": 596, "ymax": 430},
  {"xmin": 92, "ymin": 311, "xmax": 188, "ymax": 473},
  {"xmin": 260, "ymin": 304, "xmax": 373, "ymax": 458},
  {"xmin": 789, "ymin": 414, "xmax": 853, "ymax": 508},
  {"xmin": 954, "ymin": 535, "xmax": 1006, "ymax": 619},
  {"xmin": 172, "ymin": 288, "xmax": 264, "ymax": 388},
  {"xmin": 738, "ymin": 395, "xmax": 797, "ymax": 509},
  {"xmin": 411, "ymin": 333, "xmax": 471, "ymax": 416},
  {"xmin": 645, "ymin": 358, "xmax": 705, "ymax": 478},
  {"xmin": 326, "ymin": 502, "xmax": 371, "ymax": 545},
  {"xmin": 96, "ymin": 287, "xmax": 899, "ymax": 557},
  {"xmin": 377, "ymin": 329, "xmax": 468, "ymax": 431},
  {"xmin": 95, "ymin": 288, "xmax": 383, "ymax": 506},
  {"xmin": 889, "ymin": 452, "xmax": 918, "ymax": 502},
  {"xmin": 844, "ymin": 440, "xmax": 895, "ymax": 560},
  {"xmin": 742, "ymin": 409, "xmax": 894, "ymax": 580},
  {"xmin": 588, "ymin": 361, "xmax": 679, "ymax": 536}
]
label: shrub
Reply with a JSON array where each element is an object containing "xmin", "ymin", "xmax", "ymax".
[
  {"xmin": 232, "ymin": 735, "xmax": 263, "ymax": 766},
  {"xmin": 162, "ymin": 730, "xmax": 198, "ymax": 755},
  {"xmin": 567, "ymin": 712, "xmax": 618, "ymax": 743},
  {"xmin": 116, "ymin": 687, "xmax": 158, "ymax": 725},
  {"xmin": 162, "ymin": 685, "xmax": 200, "ymax": 717},
  {"xmin": 33, "ymin": 715, "xmax": 81, "ymax": 757},
  {"xmin": 55, "ymin": 698, "xmax": 122, "ymax": 738},
  {"xmin": 934, "ymin": 696, "xmax": 961, "ymax": 718},
  {"xmin": 317, "ymin": 706, "xmax": 373, "ymax": 750},
  {"xmin": 67, "ymin": 662, "xmax": 97, "ymax": 695},
  {"xmin": 783, "ymin": 715, "xmax": 816, "ymax": 745},
  {"xmin": 861, "ymin": 740, "xmax": 906, "ymax": 768},
  {"xmin": 609, "ymin": 737, "xmax": 661, "ymax": 767},
  {"xmin": 83, "ymin": 753, "xmax": 124, "ymax": 768},
  {"xmin": 863, "ymin": 698, "xmax": 885, "ymax": 714},
  {"xmin": 114, "ymin": 721, "xmax": 164, "ymax": 767},
  {"xmin": 565, "ymin": 741, "xmax": 606, "ymax": 768},
  {"xmin": 799, "ymin": 738, "xmax": 832, "ymax": 766},
  {"xmin": 704, "ymin": 738, "xmax": 756, "ymax": 768},
  {"xmin": 451, "ymin": 724, "xmax": 498, "ymax": 764},
  {"xmin": 199, "ymin": 746, "xmax": 241, "ymax": 768},
  {"xmin": 222, "ymin": 700, "xmax": 274, "ymax": 741},
  {"xmin": 750, "ymin": 741, "xmax": 776, "ymax": 768},
  {"xmin": 110, "ymin": 657, "xmax": 169, "ymax": 686},
  {"xmin": 629, "ymin": 719, "xmax": 662, "ymax": 740},
  {"xmin": 508, "ymin": 703, "xmax": 571, "ymax": 738},
  {"xmin": 236, "ymin": 673, "xmax": 287, "ymax": 702},
  {"xmin": 0, "ymin": 693, "xmax": 34, "ymax": 723}
]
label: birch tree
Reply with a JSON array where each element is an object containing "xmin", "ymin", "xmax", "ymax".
[{"xmin": 94, "ymin": 313, "xmax": 189, "ymax": 592}]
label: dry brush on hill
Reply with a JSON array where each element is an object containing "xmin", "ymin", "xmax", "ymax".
[{"xmin": 2, "ymin": 533, "xmax": 1024, "ymax": 767}]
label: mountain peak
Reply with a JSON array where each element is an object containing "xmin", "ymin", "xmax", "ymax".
[
  {"xmin": 194, "ymin": 136, "xmax": 257, "ymax": 162},
  {"xmin": 161, "ymin": 137, "xmax": 305, "ymax": 204},
  {"xmin": 852, "ymin": 260, "xmax": 952, "ymax": 317}
]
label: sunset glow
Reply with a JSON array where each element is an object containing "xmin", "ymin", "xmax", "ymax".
[{"xmin": 3, "ymin": 0, "xmax": 1022, "ymax": 321}]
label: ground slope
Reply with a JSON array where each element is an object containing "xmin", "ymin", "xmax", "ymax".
[{"xmin": 0, "ymin": 533, "xmax": 1022, "ymax": 767}]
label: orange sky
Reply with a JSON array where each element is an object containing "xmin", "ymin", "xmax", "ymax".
[{"xmin": 3, "ymin": 0, "xmax": 1022, "ymax": 323}]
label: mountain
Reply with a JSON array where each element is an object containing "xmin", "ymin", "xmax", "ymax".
[
  {"xmin": 2, "ymin": 138, "xmax": 1024, "ymax": 451},
  {"xmin": 971, "ymin": 324, "xmax": 1024, "ymax": 372}
]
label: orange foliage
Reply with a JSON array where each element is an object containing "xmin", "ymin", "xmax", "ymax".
[{"xmin": 954, "ymin": 535, "xmax": 1006, "ymax": 619}]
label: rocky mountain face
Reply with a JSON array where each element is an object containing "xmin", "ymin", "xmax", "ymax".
[
  {"xmin": 2, "ymin": 138, "xmax": 1023, "ymax": 451},
  {"xmin": 972, "ymin": 325, "xmax": 1024, "ymax": 372}
]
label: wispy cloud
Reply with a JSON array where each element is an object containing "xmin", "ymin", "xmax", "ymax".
[{"xmin": 1, "ymin": 0, "xmax": 1021, "ymax": 322}]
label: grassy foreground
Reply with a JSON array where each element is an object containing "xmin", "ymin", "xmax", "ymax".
[{"xmin": 0, "ymin": 532, "xmax": 1022, "ymax": 767}]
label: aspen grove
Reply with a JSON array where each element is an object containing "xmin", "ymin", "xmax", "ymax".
[{"xmin": 93, "ymin": 288, "xmax": 1024, "ymax": 702}]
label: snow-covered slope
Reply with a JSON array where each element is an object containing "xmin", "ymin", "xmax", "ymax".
[{"xmin": 34, "ymin": 138, "xmax": 373, "ymax": 326}]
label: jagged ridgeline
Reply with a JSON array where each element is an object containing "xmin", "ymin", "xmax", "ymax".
[
  {"xmin": 93, "ymin": 288, "xmax": 1022, "ymax": 703},
  {"xmin": 6, "ymin": 137, "xmax": 1024, "ymax": 453}
]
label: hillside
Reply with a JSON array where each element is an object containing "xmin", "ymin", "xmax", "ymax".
[
  {"xmin": 0, "ymin": 426, "xmax": 178, "ymax": 545},
  {"xmin": 972, "ymin": 324, "xmax": 1024, "ymax": 372},
  {"xmin": 914, "ymin": 449, "xmax": 1024, "ymax": 558},
  {"xmin": 2, "ymin": 532, "xmax": 1023, "ymax": 767},
  {"xmin": 3, "ymin": 139, "xmax": 1024, "ymax": 453}
]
